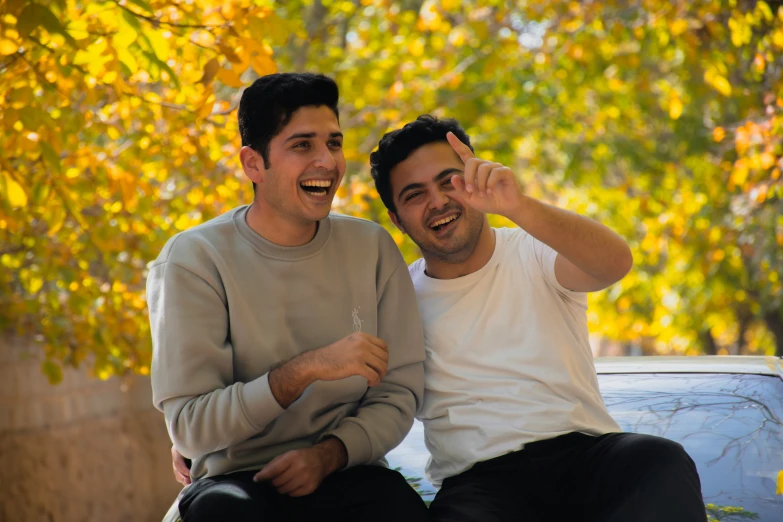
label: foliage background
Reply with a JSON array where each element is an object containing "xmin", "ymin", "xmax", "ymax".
[{"xmin": 0, "ymin": 0, "xmax": 781, "ymax": 383}]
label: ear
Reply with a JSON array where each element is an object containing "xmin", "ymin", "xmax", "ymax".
[
  {"xmin": 239, "ymin": 146, "xmax": 266, "ymax": 187},
  {"xmin": 388, "ymin": 210, "xmax": 406, "ymax": 234}
]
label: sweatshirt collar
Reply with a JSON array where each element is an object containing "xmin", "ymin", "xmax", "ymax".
[{"xmin": 233, "ymin": 205, "xmax": 332, "ymax": 261}]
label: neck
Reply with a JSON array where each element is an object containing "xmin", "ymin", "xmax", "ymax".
[
  {"xmin": 245, "ymin": 200, "xmax": 318, "ymax": 247},
  {"xmin": 423, "ymin": 219, "xmax": 495, "ymax": 279}
]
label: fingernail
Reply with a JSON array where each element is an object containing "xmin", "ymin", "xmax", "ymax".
[{"xmin": 466, "ymin": 184, "xmax": 473, "ymax": 192}]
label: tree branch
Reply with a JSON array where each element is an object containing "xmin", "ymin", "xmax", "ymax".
[{"xmin": 112, "ymin": 0, "xmax": 228, "ymax": 30}]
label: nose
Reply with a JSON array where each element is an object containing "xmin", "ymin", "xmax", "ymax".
[
  {"xmin": 313, "ymin": 143, "xmax": 337, "ymax": 170},
  {"xmin": 428, "ymin": 187, "xmax": 449, "ymax": 210}
]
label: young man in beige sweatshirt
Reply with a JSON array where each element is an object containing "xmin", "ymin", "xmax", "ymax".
[{"xmin": 147, "ymin": 73, "xmax": 429, "ymax": 522}]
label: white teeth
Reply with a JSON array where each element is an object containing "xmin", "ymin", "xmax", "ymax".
[
  {"xmin": 431, "ymin": 214, "xmax": 458, "ymax": 228},
  {"xmin": 300, "ymin": 180, "xmax": 332, "ymax": 188}
]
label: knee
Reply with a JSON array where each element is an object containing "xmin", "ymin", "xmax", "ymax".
[
  {"xmin": 626, "ymin": 435, "xmax": 696, "ymax": 475},
  {"xmin": 358, "ymin": 468, "xmax": 429, "ymax": 513},
  {"xmin": 181, "ymin": 483, "xmax": 263, "ymax": 522}
]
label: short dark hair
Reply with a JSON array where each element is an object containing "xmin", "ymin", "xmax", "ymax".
[
  {"xmin": 238, "ymin": 73, "xmax": 340, "ymax": 190},
  {"xmin": 370, "ymin": 115, "xmax": 473, "ymax": 214}
]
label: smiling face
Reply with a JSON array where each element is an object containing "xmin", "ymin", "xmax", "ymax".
[
  {"xmin": 389, "ymin": 141, "xmax": 485, "ymax": 262},
  {"xmin": 243, "ymin": 105, "xmax": 345, "ymax": 226}
]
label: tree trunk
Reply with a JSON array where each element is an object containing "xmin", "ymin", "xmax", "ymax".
[
  {"xmin": 763, "ymin": 310, "xmax": 783, "ymax": 357},
  {"xmin": 701, "ymin": 328, "xmax": 718, "ymax": 355}
]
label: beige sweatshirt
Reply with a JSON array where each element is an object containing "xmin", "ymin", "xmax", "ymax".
[{"xmin": 147, "ymin": 205, "xmax": 425, "ymax": 480}]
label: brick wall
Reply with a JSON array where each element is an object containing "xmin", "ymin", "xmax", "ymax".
[{"xmin": 0, "ymin": 335, "xmax": 181, "ymax": 522}]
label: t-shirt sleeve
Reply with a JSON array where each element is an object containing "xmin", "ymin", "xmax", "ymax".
[{"xmin": 523, "ymin": 231, "xmax": 588, "ymax": 309}]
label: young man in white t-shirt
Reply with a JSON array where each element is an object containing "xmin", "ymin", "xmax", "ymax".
[{"xmin": 369, "ymin": 115, "xmax": 706, "ymax": 522}]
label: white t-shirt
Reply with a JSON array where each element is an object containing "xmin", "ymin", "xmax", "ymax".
[{"xmin": 410, "ymin": 227, "xmax": 620, "ymax": 487}]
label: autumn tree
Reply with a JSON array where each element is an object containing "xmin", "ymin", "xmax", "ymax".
[{"xmin": 1, "ymin": 0, "xmax": 781, "ymax": 383}]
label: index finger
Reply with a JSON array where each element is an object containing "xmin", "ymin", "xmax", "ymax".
[
  {"xmin": 446, "ymin": 131, "xmax": 475, "ymax": 163},
  {"xmin": 254, "ymin": 453, "xmax": 292, "ymax": 481},
  {"xmin": 359, "ymin": 333, "xmax": 388, "ymax": 352}
]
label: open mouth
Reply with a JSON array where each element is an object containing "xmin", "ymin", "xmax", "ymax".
[
  {"xmin": 429, "ymin": 212, "xmax": 461, "ymax": 234},
  {"xmin": 299, "ymin": 179, "xmax": 333, "ymax": 197}
]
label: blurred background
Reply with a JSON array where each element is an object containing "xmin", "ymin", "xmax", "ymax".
[{"xmin": 0, "ymin": 0, "xmax": 781, "ymax": 520}]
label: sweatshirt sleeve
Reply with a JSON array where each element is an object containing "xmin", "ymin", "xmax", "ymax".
[
  {"xmin": 318, "ymin": 243, "xmax": 425, "ymax": 468},
  {"xmin": 148, "ymin": 258, "xmax": 284, "ymax": 459}
]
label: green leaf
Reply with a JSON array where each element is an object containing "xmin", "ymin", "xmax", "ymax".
[
  {"xmin": 16, "ymin": 3, "xmax": 42, "ymax": 37},
  {"xmin": 121, "ymin": 8, "xmax": 143, "ymax": 32},
  {"xmin": 42, "ymin": 360, "xmax": 63, "ymax": 385},
  {"xmin": 127, "ymin": 0, "xmax": 155, "ymax": 16},
  {"xmin": 40, "ymin": 142, "xmax": 61, "ymax": 173},
  {"xmin": 18, "ymin": 106, "xmax": 42, "ymax": 130},
  {"xmin": 17, "ymin": 3, "xmax": 76, "ymax": 44}
]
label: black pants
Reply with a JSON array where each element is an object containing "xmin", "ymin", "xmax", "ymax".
[
  {"xmin": 179, "ymin": 465, "xmax": 430, "ymax": 522},
  {"xmin": 429, "ymin": 432, "xmax": 706, "ymax": 522}
]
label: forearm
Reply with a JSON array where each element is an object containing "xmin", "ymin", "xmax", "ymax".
[
  {"xmin": 268, "ymin": 351, "xmax": 319, "ymax": 408},
  {"xmin": 164, "ymin": 375, "xmax": 284, "ymax": 458},
  {"xmin": 507, "ymin": 195, "xmax": 633, "ymax": 283}
]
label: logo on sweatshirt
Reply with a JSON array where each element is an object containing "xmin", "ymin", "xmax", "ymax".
[{"xmin": 352, "ymin": 307, "xmax": 363, "ymax": 332}]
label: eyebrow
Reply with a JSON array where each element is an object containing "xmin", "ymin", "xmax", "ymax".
[
  {"xmin": 284, "ymin": 131, "xmax": 343, "ymax": 143},
  {"xmin": 397, "ymin": 168, "xmax": 462, "ymax": 201}
]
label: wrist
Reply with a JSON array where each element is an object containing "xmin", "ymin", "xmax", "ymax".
[
  {"xmin": 269, "ymin": 354, "xmax": 318, "ymax": 408},
  {"xmin": 504, "ymin": 193, "xmax": 537, "ymax": 229},
  {"xmin": 316, "ymin": 437, "xmax": 348, "ymax": 474}
]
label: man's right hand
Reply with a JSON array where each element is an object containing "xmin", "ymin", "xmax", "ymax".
[
  {"xmin": 171, "ymin": 445, "xmax": 191, "ymax": 486},
  {"xmin": 309, "ymin": 332, "xmax": 389, "ymax": 386},
  {"xmin": 269, "ymin": 332, "xmax": 389, "ymax": 408}
]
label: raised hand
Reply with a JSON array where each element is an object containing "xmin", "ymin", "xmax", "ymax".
[{"xmin": 446, "ymin": 132, "xmax": 526, "ymax": 219}]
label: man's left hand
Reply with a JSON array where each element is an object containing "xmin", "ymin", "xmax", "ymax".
[
  {"xmin": 446, "ymin": 131, "xmax": 526, "ymax": 219},
  {"xmin": 253, "ymin": 439, "xmax": 347, "ymax": 497}
]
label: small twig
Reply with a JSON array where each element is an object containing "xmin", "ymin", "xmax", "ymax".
[{"xmin": 112, "ymin": 0, "xmax": 228, "ymax": 30}]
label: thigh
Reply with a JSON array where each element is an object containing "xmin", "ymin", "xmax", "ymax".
[
  {"xmin": 179, "ymin": 471, "xmax": 279, "ymax": 522},
  {"xmin": 429, "ymin": 469, "xmax": 540, "ymax": 522},
  {"xmin": 284, "ymin": 466, "xmax": 429, "ymax": 522},
  {"xmin": 567, "ymin": 432, "xmax": 705, "ymax": 522}
]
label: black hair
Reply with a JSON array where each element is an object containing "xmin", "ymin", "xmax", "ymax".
[
  {"xmin": 370, "ymin": 115, "xmax": 473, "ymax": 214},
  {"xmin": 238, "ymin": 73, "xmax": 340, "ymax": 191}
]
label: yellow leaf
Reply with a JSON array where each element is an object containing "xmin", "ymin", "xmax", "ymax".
[
  {"xmin": 2, "ymin": 172, "xmax": 27, "ymax": 207},
  {"xmin": 112, "ymin": 22, "xmax": 137, "ymax": 50},
  {"xmin": 773, "ymin": 29, "xmax": 783, "ymax": 48},
  {"xmin": 713, "ymin": 127, "xmax": 725, "ymax": 142},
  {"xmin": 670, "ymin": 19, "xmax": 688, "ymax": 36},
  {"xmin": 26, "ymin": 276, "xmax": 43, "ymax": 293},
  {"xmin": 197, "ymin": 93, "xmax": 215, "ymax": 118},
  {"xmin": 669, "ymin": 96, "xmax": 683, "ymax": 120},
  {"xmin": 146, "ymin": 29, "xmax": 170, "ymax": 61},
  {"xmin": 753, "ymin": 54, "xmax": 765, "ymax": 73},
  {"xmin": 0, "ymin": 38, "xmax": 17, "ymax": 55},
  {"xmin": 760, "ymin": 152, "xmax": 775, "ymax": 169},
  {"xmin": 250, "ymin": 53, "xmax": 276, "ymax": 76},
  {"xmin": 217, "ymin": 66, "xmax": 244, "ymax": 88},
  {"xmin": 47, "ymin": 206, "xmax": 66, "ymax": 237},
  {"xmin": 117, "ymin": 48, "xmax": 138, "ymax": 74}
]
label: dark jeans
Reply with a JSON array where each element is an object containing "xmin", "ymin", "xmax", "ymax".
[
  {"xmin": 429, "ymin": 432, "xmax": 706, "ymax": 522},
  {"xmin": 179, "ymin": 465, "xmax": 430, "ymax": 522}
]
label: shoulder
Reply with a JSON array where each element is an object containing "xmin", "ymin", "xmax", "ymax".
[
  {"xmin": 329, "ymin": 212, "xmax": 388, "ymax": 236},
  {"xmin": 407, "ymin": 258, "xmax": 426, "ymax": 282},
  {"xmin": 150, "ymin": 207, "xmax": 244, "ymax": 268},
  {"xmin": 328, "ymin": 213, "xmax": 400, "ymax": 253}
]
